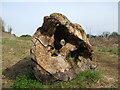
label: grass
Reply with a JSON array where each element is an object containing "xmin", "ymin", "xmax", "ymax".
[
  {"xmin": 11, "ymin": 72, "xmax": 43, "ymax": 88},
  {"xmin": 94, "ymin": 46, "xmax": 119, "ymax": 56},
  {"xmin": 66, "ymin": 56, "xmax": 78, "ymax": 65},
  {"xmin": 66, "ymin": 51, "xmax": 79, "ymax": 65},
  {"xmin": 2, "ymin": 37, "xmax": 32, "ymax": 59},
  {"xmin": 108, "ymin": 49, "xmax": 119, "ymax": 55},
  {"xmin": 10, "ymin": 70, "xmax": 102, "ymax": 88}
]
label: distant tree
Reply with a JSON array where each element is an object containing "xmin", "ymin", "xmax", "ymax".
[
  {"xmin": 102, "ymin": 31, "xmax": 110, "ymax": 38},
  {"xmin": 86, "ymin": 26, "xmax": 92, "ymax": 39},
  {"xmin": 8, "ymin": 26, "xmax": 12, "ymax": 34},
  {"xmin": 0, "ymin": 17, "xmax": 5, "ymax": 32},
  {"xmin": 2, "ymin": 25, "xmax": 5, "ymax": 32},
  {"xmin": 109, "ymin": 32, "xmax": 119, "ymax": 37},
  {"xmin": 20, "ymin": 34, "xmax": 31, "ymax": 37},
  {"xmin": 87, "ymin": 34, "xmax": 90, "ymax": 38},
  {"xmin": 87, "ymin": 34, "xmax": 96, "ymax": 38},
  {"xmin": 13, "ymin": 34, "xmax": 16, "ymax": 37}
]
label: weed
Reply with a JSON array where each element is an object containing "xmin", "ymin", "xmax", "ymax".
[
  {"xmin": 66, "ymin": 51, "xmax": 79, "ymax": 65},
  {"xmin": 80, "ymin": 70, "xmax": 102, "ymax": 83},
  {"xmin": 11, "ymin": 72, "xmax": 44, "ymax": 88}
]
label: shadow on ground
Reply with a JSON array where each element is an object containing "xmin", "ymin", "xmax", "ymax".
[{"xmin": 2, "ymin": 57, "xmax": 33, "ymax": 80}]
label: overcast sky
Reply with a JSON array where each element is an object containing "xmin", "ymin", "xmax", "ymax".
[{"xmin": 1, "ymin": 2, "xmax": 118, "ymax": 36}]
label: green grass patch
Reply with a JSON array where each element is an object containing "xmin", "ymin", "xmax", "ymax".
[
  {"xmin": 108, "ymin": 49, "xmax": 119, "ymax": 55},
  {"xmin": 80, "ymin": 70, "xmax": 102, "ymax": 83},
  {"xmin": 94, "ymin": 46, "xmax": 119, "ymax": 56},
  {"xmin": 11, "ymin": 72, "xmax": 44, "ymax": 88},
  {"xmin": 11, "ymin": 70, "xmax": 102, "ymax": 88},
  {"xmin": 2, "ymin": 38, "xmax": 19, "ymax": 46}
]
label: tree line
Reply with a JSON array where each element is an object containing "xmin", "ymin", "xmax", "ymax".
[
  {"xmin": 0, "ymin": 17, "xmax": 12, "ymax": 34},
  {"xmin": 87, "ymin": 31, "xmax": 119, "ymax": 38}
]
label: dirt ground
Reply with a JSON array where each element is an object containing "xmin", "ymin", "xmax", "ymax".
[
  {"xmin": 88, "ymin": 37, "xmax": 119, "ymax": 88},
  {"xmin": 2, "ymin": 36, "xmax": 119, "ymax": 88},
  {"xmin": 2, "ymin": 37, "xmax": 33, "ymax": 88}
]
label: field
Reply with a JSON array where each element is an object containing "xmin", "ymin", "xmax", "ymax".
[{"xmin": 2, "ymin": 36, "xmax": 119, "ymax": 88}]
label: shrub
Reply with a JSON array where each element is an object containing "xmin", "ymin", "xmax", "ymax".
[{"xmin": 20, "ymin": 34, "xmax": 31, "ymax": 37}]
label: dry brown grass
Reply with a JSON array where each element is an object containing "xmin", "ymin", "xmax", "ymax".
[{"xmin": 1, "ymin": 32, "xmax": 15, "ymax": 38}]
